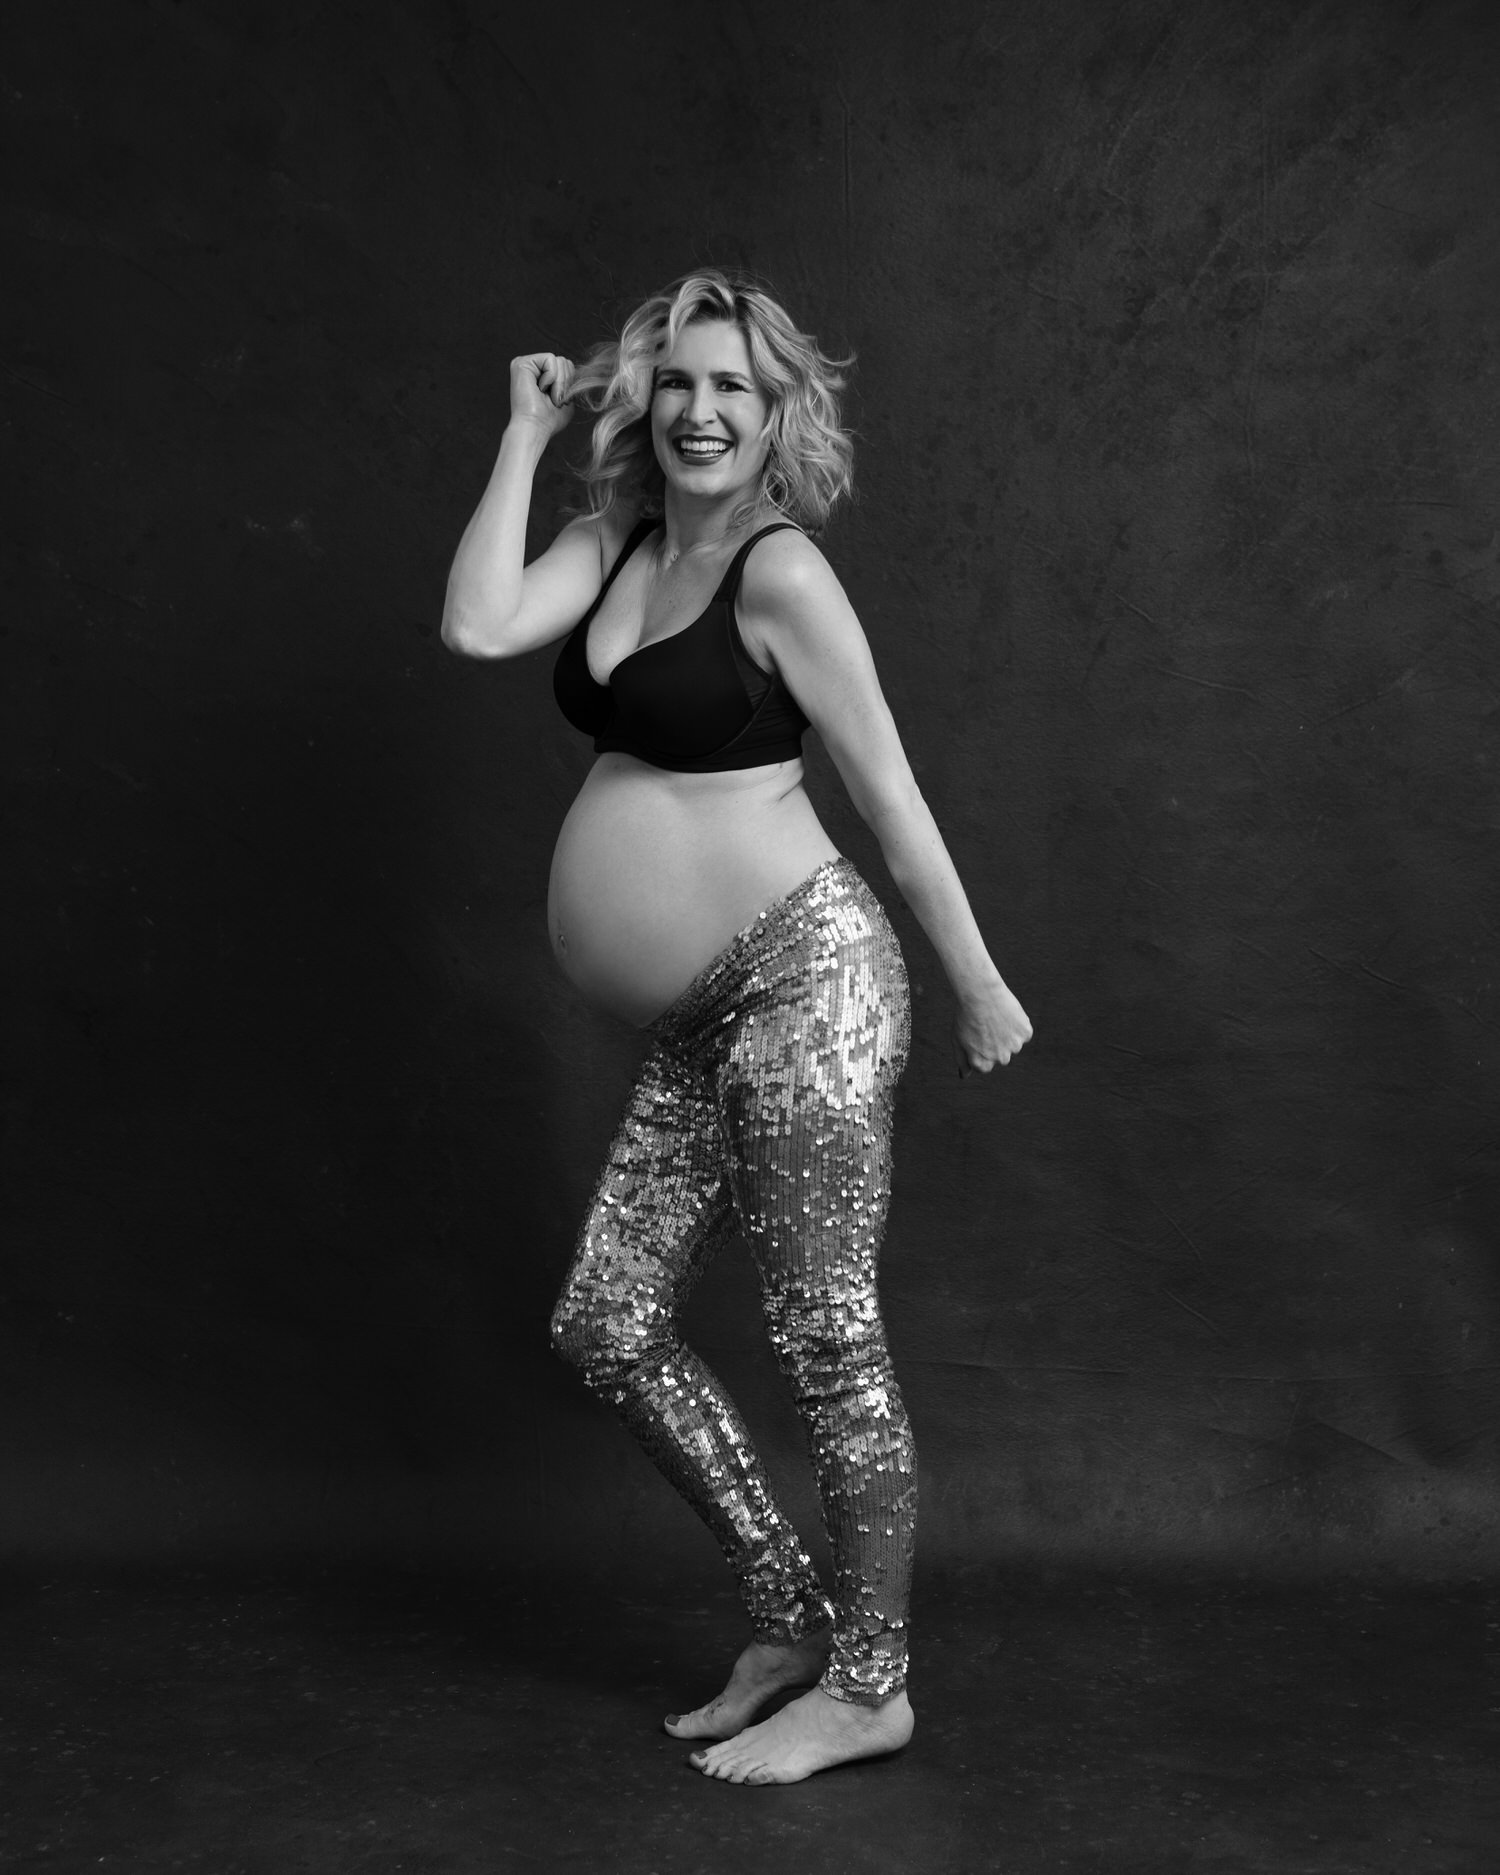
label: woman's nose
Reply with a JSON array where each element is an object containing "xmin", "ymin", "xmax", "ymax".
[{"xmin": 685, "ymin": 378, "xmax": 717, "ymax": 426}]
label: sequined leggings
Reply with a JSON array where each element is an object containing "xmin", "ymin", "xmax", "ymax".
[{"xmin": 550, "ymin": 859, "xmax": 916, "ymax": 1705}]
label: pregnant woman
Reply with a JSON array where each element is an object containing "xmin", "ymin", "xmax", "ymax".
[{"xmin": 441, "ymin": 271, "xmax": 1031, "ymax": 1785}]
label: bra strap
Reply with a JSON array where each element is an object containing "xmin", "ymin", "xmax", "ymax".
[
  {"xmin": 719, "ymin": 520, "xmax": 802, "ymax": 601},
  {"xmin": 598, "ymin": 515, "xmax": 661, "ymax": 596}
]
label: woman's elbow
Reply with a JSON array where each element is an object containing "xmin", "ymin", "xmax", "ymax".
[
  {"xmin": 440, "ymin": 590, "xmax": 509, "ymax": 659},
  {"xmin": 439, "ymin": 610, "xmax": 478, "ymax": 657}
]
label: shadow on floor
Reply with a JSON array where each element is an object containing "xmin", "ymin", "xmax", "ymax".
[{"xmin": 1, "ymin": 1561, "xmax": 1494, "ymax": 1873}]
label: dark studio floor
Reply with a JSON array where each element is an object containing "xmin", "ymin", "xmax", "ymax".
[{"xmin": 2, "ymin": 1563, "xmax": 1494, "ymax": 1875}]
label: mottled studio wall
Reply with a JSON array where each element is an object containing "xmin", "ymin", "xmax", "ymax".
[{"xmin": 3, "ymin": 0, "xmax": 1497, "ymax": 1578}]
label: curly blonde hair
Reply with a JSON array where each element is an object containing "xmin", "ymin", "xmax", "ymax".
[{"xmin": 569, "ymin": 271, "xmax": 854, "ymax": 532}]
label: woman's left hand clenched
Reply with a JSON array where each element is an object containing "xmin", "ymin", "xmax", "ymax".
[{"xmin": 953, "ymin": 978, "xmax": 1033, "ymax": 1076}]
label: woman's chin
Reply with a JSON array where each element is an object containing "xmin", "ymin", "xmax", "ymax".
[{"xmin": 664, "ymin": 470, "xmax": 758, "ymax": 509}]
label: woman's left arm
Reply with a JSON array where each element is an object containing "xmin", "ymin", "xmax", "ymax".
[{"xmin": 742, "ymin": 535, "xmax": 1033, "ymax": 1073}]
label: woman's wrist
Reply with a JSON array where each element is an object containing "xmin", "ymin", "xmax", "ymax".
[
  {"xmin": 949, "ymin": 958, "xmax": 1007, "ymax": 1004},
  {"xmin": 502, "ymin": 414, "xmax": 555, "ymax": 457}
]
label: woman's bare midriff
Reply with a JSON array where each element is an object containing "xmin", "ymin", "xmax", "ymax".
[{"xmin": 547, "ymin": 753, "xmax": 841, "ymax": 1027}]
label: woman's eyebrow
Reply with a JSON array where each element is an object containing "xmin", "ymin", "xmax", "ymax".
[{"xmin": 653, "ymin": 367, "xmax": 752, "ymax": 385}]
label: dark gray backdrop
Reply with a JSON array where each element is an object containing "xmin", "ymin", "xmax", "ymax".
[{"xmin": 3, "ymin": 0, "xmax": 1496, "ymax": 1582}]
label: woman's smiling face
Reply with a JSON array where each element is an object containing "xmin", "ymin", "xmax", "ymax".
[{"xmin": 650, "ymin": 319, "xmax": 772, "ymax": 507}]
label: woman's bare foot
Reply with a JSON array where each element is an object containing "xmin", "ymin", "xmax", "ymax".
[
  {"xmin": 662, "ymin": 1630, "xmax": 831, "ymax": 1742},
  {"xmin": 687, "ymin": 1684, "xmax": 913, "ymax": 1784}
]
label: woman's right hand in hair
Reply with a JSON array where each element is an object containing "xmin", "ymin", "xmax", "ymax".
[{"xmin": 509, "ymin": 353, "xmax": 576, "ymax": 441}]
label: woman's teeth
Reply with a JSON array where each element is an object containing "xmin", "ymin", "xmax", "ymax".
[{"xmin": 676, "ymin": 438, "xmax": 730, "ymax": 459}]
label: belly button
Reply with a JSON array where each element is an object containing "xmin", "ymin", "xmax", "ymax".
[{"xmin": 556, "ymin": 925, "xmax": 568, "ymax": 953}]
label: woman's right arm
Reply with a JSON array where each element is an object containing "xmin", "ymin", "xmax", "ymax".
[{"xmin": 441, "ymin": 353, "xmax": 605, "ymax": 660}]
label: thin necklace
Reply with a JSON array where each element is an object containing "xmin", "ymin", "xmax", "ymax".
[
  {"xmin": 657, "ymin": 534, "xmax": 723, "ymax": 574},
  {"xmin": 657, "ymin": 517, "xmax": 756, "ymax": 573}
]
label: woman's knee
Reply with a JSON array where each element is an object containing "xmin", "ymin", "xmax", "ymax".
[
  {"xmin": 550, "ymin": 1279, "xmax": 670, "ymax": 1388},
  {"xmin": 763, "ymin": 1285, "xmax": 895, "ymax": 1396}
]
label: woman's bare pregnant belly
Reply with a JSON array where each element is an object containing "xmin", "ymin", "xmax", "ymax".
[{"xmin": 547, "ymin": 754, "xmax": 841, "ymax": 1027}]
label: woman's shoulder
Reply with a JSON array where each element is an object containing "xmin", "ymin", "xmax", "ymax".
[
  {"xmin": 740, "ymin": 522, "xmax": 840, "ymax": 609},
  {"xmin": 736, "ymin": 523, "xmax": 860, "ymax": 666}
]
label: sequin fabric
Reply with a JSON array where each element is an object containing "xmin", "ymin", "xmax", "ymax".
[{"xmin": 550, "ymin": 859, "xmax": 916, "ymax": 1705}]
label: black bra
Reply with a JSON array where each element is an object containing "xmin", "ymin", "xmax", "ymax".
[{"xmin": 552, "ymin": 518, "xmax": 810, "ymax": 773}]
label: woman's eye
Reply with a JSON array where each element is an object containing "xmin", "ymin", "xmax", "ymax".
[{"xmin": 655, "ymin": 376, "xmax": 750, "ymax": 393}]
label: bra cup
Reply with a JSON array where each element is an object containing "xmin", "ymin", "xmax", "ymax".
[
  {"xmin": 607, "ymin": 602, "xmax": 770, "ymax": 760},
  {"xmin": 552, "ymin": 515, "xmax": 658, "ymax": 738},
  {"xmin": 553, "ymin": 614, "xmax": 613, "ymax": 736},
  {"xmin": 553, "ymin": 519, "xmax": 810, "ymax": 771}
]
